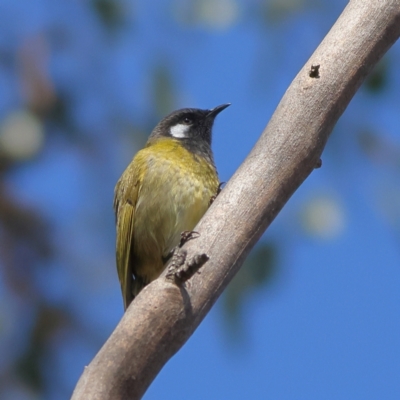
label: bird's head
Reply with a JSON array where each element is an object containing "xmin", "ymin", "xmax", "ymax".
[{"xmin": 148, "ymin": 103, "xmax": 230, "ymax": 147}]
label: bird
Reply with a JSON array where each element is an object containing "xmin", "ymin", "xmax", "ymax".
[{"xmin": 114, "ymin": 103, "xmax": 230, "ymax": 310}]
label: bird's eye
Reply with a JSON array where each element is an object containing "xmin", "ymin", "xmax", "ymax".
[{"xmin": 183, "ymin": 117, "xmax": 192, "ymax": 124}]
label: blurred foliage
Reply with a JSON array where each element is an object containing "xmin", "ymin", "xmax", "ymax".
[
  {"xmin": 92, "ymin": 0, "xmax": 126, "ymax": 30},
  {"xmin": 364, "ymin": 58, "xmax": 389, "ymax": 94},
  {"xmin": 358, "ymin": 129, "xmax": 400, "ymax": 168},
  {"xmin": 0, "ymin": 188, "xmax": 54, "ymax": 394},
  {"xmin": 152, "ymin": 65, "xmax": 177, "ymax": 120},
  {"xmin": 261, "ymin": 0, "xmax": 317, "ymax": 23},
  {"xmin": 172, "ymin": 0, "xmax": 239, "ymax": 29},
  {"xmin": 0, "ymin": 190, "xmax": 52, "ymax": 273},
  {"xmin": 224, "ymin": 243, "xmax": 277, "ymax": 340},
  {"xmin": 14, "ymin": 305, "xmax": 75, "ymax": 393}
]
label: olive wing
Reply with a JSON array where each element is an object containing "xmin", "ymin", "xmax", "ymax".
[{"xmin": 114, "ymin": 165, "xmax": 141, "ymax": 310}]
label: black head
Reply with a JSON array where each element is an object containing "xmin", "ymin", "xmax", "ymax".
[{"xmin": 148, "ymin": 103, "xmax": 230, "ymax": 147}]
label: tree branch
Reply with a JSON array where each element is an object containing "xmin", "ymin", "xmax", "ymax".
[{"xmin": 71, "ymin": 1, "xmax": 400, "ymax": 399}]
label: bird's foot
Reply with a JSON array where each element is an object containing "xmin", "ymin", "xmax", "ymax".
[
  {"xmin": 162, "ymin": 231, "xmax": 200, "ymax": 264},
  {"xmin": 209, "ymin": 182, "xmax": 225, "ymax": 206},
  {"xmin": 166, "ymin": 230, "xmax": 208, "ymax": 285},
  {"xmin": 166, "ymin": 249, "xmax": 209, "ymax": 285},
  {"xmin": 179, "ymin": 230, "xmax": 200, "ymax": 247}
]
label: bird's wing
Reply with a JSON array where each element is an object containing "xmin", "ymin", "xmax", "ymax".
[{"xmin": 114, "ymin": 166, "xmax": 141, "ymax": 310}]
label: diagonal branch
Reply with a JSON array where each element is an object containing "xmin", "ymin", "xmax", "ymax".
[{"xmin": 71, "ymin": 1, "xmax": 400, "ymax": 399}]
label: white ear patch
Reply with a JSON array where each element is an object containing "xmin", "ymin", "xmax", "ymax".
[{"xmin": 170, "ymin": 123, "xmax": 189, "ymax": 138}]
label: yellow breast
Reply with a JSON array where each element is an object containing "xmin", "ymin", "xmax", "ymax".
[{"xmin": 132, "ymin": 138, "xmax": 219, "ymax": 281}]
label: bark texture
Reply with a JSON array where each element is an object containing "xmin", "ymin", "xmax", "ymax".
[{"xmin": 72, "ymin": 1, "xmax": 400, "ymax": 399}]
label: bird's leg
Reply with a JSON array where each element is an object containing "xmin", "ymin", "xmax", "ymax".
[
  {"xmin": 179, "ymin": 230, "xmax": 200, "ymax": 246},
  {"xmin": 162, "ymin": 231, "xmax": 200, "ymax": 264},
  {"xmin": 209, "ymin": 182, "xmax": 224, "ymax": 206}
]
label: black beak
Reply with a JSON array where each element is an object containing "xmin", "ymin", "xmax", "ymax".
[{"xmin": 207, "ymin": 103, "xmax": 231, "ymax": 119}]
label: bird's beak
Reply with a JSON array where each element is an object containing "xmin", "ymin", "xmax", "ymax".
[{"xmin": 207, "ymin": 103, "xmax": 231, "ymax": 119}]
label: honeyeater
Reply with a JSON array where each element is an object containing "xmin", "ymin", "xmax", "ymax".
[{"xmin": 114, "ymin": 104, "xmax": 230, "ymax": 310}]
